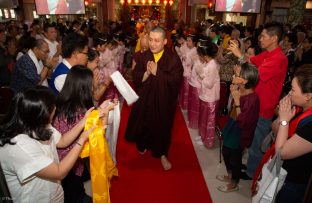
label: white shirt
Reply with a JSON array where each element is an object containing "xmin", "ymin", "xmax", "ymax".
[
  {"xmin": 43, "ymin": 37, "xmax": 62, "ymax": 65},
  {"xmin": 54, "ymin": 59, "xmax": 72, "ymax": 92},
  {"xmin": 27, "ymin": 49, "xmax": 48, "ymax": 87},
  {"xmin": 16, "ymin": 51, "xmax": 24, "ymax": 61},
  {"xmin": 0, "ymin": 126, "xmax": 64, "ymax": 203}
]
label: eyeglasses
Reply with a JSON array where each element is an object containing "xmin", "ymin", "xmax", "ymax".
[
  {"xmin": 39, "ymin": 48, "xmax": 49, "ymax": 54},
  {"xmin": 79, "ymin": 51, "xmax": 88, "ymax": 56}
]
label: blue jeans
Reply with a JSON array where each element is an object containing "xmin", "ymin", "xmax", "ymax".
[{"xmin": 246, "ymin": 116, "xmax": 272, "ymax": 178}]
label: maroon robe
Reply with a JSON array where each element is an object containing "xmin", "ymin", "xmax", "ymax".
[{"xmin": 125, "ymin": 46, "xmax": 183, "ymax": 157}]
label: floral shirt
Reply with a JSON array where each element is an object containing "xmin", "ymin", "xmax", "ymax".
[
  {"xmin": 217, "ymin": 52, "xmax": 238, "ymax": 83},
  {"xmin": 53, "ymin": 111, "xmax": 85, "ymax": 177}
]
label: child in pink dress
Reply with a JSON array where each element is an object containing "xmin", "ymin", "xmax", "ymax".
[
  {"xmin": 187, "ymin": 38, "xmax": 208, "ymax": 129},
  {"xmin": 175, "ymin": 34, "xmax": 188, "ymax": 59},
  {"xmin": 196, "ymin": 42, "xmax": 220, "ymax": 148},
  {"xmin": 179, "ymin": 34, "xmax": 198, "ymax": 110}
]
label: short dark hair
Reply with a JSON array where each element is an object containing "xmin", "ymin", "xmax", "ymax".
[
  {"xmin": 264, "ymin": 22, "xmax": 283, "ymax": 42},
  {"xmin": 28, "ymin": 38, "xmax": 47, "ymax": 50},
  {"xmin": 219, "ymin": 25, "xmax": 233, "ymax": 35},
  {"xmin": 294, "ymin": 64, "xmax": 312, "ymax": 94},
  {"xmin": 197, "ymin": 41, "xmax": 218, "ymax": 58},
  {"xmin": 0, "ymin": 86, "xmax": 56, "ymax": 146},
  {"xmin": 35, "ymin": 39, "xmax": 48, "ymax": 50},
  {"xmin": 206, "ymin": 19, "xmax": 213, "ymax": 24},
  {"xmin": 61, "ymin": 32, "xmax": 88, "ymax": 58},
  {"xmin": 175, "ymin": 33, "xmax": 186, "ymax": 40},
  {"xmin": 43, "ymin": 22, "xmax": 56, "ymax": 33},
  {"xmin": 87, "ymin": 48, "xmax": 99, "ymax": 61},
  {"xmin": 16, "ymin": 34, "xmax": 33, "ymax": 51},
  {"xmin": 210, "ymin": 25, "xmax": 220, "ymax": 34},
  {"xmin": 187, "ymin": 34, "xmax": 198, "ymax": 44},
  {"xmin": 93, "ymin": 33, "xmax": 108, "ymax": 47},
  {"xmin": 285, "ymin": 33, "xmax": 298, "ymax": 48},
  {"xmin": 248, "ymin": 44, "xmax": 262, "ymax": 55},
  {"xmin": 150, "ymin": 26, "xmax": 167, "ymax": 39},
  {"xmin": 240, "ymin": 63, "xmax": 259, "ymax": 89}
]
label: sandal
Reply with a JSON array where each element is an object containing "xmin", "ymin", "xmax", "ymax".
[
  {"xmin": 217, "ymin": 185, "xmax": 239, "ymax": 193},
  {"xmin": 216, "ymin": 175, "xmax": 231, "ymax": 182}
]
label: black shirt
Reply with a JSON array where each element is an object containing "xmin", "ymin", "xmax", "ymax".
[{"xmin": 283, "ymin": 116, "xmax": 312, "ymax": 184}]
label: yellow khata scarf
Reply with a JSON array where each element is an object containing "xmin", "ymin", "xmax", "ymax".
[
  {"xmin": 80, "ymin": 110, "xmax": 118, "ymax": 203},
  {"xmin": 153, "ymin": 49, "xmax": 164, "ymax": 63}
]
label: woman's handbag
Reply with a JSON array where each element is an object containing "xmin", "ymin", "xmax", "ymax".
[
  {"xmin": 252, "ymin": 149, "xmax": 287, "ymax": 203},
  {"xmin": 260, "ymin": 131, "xmax": 276, "ymax": 153}
]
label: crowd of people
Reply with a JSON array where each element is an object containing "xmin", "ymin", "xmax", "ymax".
[{"xmin": 0, "ymin": 17, "xmax": 311, "ymax": 202}]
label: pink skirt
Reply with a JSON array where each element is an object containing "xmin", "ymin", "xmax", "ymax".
[
  {"xmin": 187, "ymin": 85, "xmax": 200, "ymax": 129},
  {"xmin": 179, "ymin": 77, "xmax": 190, "ymax": 110},
  {"xmin": 198, "ymin": 100, "xmax": 219, "ymax": 148}
]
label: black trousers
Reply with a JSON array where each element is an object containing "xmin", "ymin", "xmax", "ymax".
[
  {"xmin": 222, "ymin": 145, "xmax": 243, "ymax": 183},
  {"xmin": 62, "ymin": 170, "xmax": 92, "ymax": 203}
]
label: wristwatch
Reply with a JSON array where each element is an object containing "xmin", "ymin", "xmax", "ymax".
[{"xmin": 280, "ymin": 120, "xmax": 289, "ymax": 126}]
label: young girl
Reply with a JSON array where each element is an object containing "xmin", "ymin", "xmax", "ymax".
[
  {"xmin": 0, "ymin": 86, "xmax": 94, "ymax": 202},
  {"xmin": 196, "ymin": 42, "xmax": 220, "ymax": 147},
  {"xmin": 98, "ymin": 37, "xmax": 119, "ymax": 102},
  {"xmin": 93, "ymin": 34, "xmax": 113, "ymax": 88},
  {"xmin": 113, "ymin": 33, "xmax": 127, "ymax": 73},
  {"xmin": 187, "ymin": 38, "xmax": 207, "ymax": 129},
  {"xmin": 179, "ymin": 34, "xmax": 198, "ymax": 110},
  {"xmin": 174, "ymin": 33, "xmax": 188, "ymax": 59},
  {"xmin": 217, "ymin": 63, "xmax": 259, "ymax": 192}
]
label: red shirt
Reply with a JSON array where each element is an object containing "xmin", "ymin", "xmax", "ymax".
[{"xmin": 250, "ymin": 47, "xmax": 288, "ymax": 119}]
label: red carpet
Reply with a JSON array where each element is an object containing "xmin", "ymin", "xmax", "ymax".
[{"xmin": 110, "ymin": 103, "xmax": 213, "ymax": 203}]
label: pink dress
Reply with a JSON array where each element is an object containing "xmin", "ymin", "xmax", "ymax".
[
  {"xmin": 187, "ymin": 60, "xmax": 203, "ymax": 129},
  {"xmin": 179, "ymin": 47, "xmax": 198, "ymax": 110},
  {"xmin": 98, "ymin": 49, "xmax": 119, "ymax": 102},
  {"xmin": 198, "ymin": 59, "xmax": 220, "ymax": 148},
  {"xmin": 116, "ymin": 44, "xmax": 126, "ymax": 73}
]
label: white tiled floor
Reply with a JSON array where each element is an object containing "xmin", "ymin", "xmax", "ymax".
[
  {"xmin": 85, "ymin": 108, "xmax": 253, "ymax": 203},
  {"xmin": 187, "ymin": 122, "xmax": 252, "ymax": 203}
]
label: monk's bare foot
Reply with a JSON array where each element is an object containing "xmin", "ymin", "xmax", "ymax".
[
  {"xmin": 138, "ymin": 149, "xmax": 147, "ymax": 155},
  {"xmin": 160, "ymin": 155, "xmax": 172, "ymax": 171}
]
